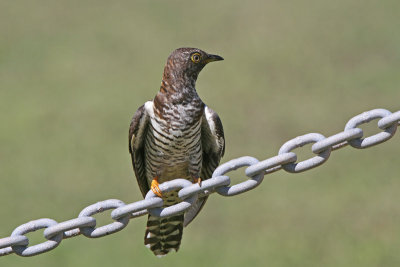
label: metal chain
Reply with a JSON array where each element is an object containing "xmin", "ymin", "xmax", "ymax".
[{"xmin": 1, "ymin": 108, "xmax": 399, "ymax": 257}]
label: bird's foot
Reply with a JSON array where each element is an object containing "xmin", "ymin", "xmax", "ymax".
[
  {"xmin": 193, "ymin": 177, "xmax": 202, "ymax": 186},
  {"xmin": 151, "ymin": 176, "xmax": 162, "ymax": 197}
]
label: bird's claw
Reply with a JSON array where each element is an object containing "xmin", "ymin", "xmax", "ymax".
[
  {"xmin": 194, "ymin": 177, "xmax": 202, "ymax": 186},
  {"xmin": 151, "ymin": 177, "xmax": 162, "ymax": 197}
]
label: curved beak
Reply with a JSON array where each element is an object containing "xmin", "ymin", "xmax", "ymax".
[{"xmin": 205, "ymin": 54, "xmax": 224, "ymax": 64}]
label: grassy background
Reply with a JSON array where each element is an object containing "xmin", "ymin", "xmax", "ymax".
[{"xmin": 1, "ymin": 0, "xmax": 400, "ymax": 266}]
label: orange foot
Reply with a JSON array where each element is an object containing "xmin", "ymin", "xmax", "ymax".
[
  {"xmin": 194, "ymin": 177, "xmax": 202, "ymax": 186},
  {"xmin": 151, "ymin": 176, "xmax": 162, "ymax": 197}
]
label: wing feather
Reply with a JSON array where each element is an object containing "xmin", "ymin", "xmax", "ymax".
[{"xmin": 129, "ymin": 101, "xmax": 152, "ymax": 197}]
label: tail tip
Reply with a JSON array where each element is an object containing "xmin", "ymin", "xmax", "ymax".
[{"xmin": 153, "ymin": 248, "xmax": 177, "ymax": 257}]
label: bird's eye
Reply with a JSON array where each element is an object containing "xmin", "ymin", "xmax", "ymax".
[{"xmin": 191, "ymin": 53, "xmax": 201, "ymax": 63}]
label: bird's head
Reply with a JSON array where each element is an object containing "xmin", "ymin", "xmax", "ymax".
[{"xmin": 162, "ymin": 48, "xmax": 223, "ymax": 86}]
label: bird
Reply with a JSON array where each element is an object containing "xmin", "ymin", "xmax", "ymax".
[{"xmin": 128, "ymin": 47, "xmax": 225, "ymax": 256}]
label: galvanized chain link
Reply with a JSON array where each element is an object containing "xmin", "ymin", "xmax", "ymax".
[{"xmin": 1, "ymin": 108, "xmax": 399, "ymax": 257}]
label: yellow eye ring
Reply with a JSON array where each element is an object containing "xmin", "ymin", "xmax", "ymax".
[{"xmin": 191, "ymin": 53, "xmax": 201, "ymax": 63}]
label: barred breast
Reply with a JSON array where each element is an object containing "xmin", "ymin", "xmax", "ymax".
[{"xmin": 143, "ymin": 100, "xmax": 203, "ymax": 186}]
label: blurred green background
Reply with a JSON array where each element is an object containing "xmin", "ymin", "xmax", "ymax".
[{"xmin": 1, "ymin": 0, "xmax": 400, "ymax": 266}]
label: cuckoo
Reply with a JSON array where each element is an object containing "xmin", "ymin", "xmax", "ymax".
[{"xmin": 129, "ymin": 48, "xmax": 225, "ymax": 256}]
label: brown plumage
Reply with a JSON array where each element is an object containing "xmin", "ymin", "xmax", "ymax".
[{"xmin": 129, "ymin": 48, "xmax": 225, "ymax": 256}]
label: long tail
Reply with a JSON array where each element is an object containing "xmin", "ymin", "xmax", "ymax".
[{"xmin": 144, "ymin": 214, "xmax": 184, "ymax": 256}]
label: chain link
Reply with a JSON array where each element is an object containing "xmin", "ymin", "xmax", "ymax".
[
  {"xmin": 278, "ymin": 133, "xmax": 332, "ymax": 173},
  {"xmin": 10, "ymin": 218, "xmax": 63, "ymax": 257},
  {"xmin": 344, "ymin": 109, "xmax": 397, "ymax": 148},
  {"xmin": 0, "ymin": 108, "xmax": 399, "ymax": 257},
  {"xmin": 213, "ymin": 156, "xmax": 264, "ymax": 196}
]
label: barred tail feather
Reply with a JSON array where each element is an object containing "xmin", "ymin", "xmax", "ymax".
[{"xmin": 145, "ymin": 214, "xmax": 184, "ymax": 256}]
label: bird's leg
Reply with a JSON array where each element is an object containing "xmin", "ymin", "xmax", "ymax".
[
  {"xmin": 193, "ymin": 177, "xmax": 202, "ymax": 186},
  {"xmin": 151, "ymin": 176, "xmax": 162, "ymax": 197}
]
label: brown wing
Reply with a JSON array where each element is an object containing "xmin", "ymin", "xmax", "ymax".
[
  {"xmin": 184, "ymin": 106, "xmax": 225, "ymax": 226},
  {"xmin": 129, "ymin": 102, "xmax": 151, "ymax": 197}
]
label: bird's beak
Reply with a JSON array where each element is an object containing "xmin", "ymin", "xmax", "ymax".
[{"xmin": 205, "ymin": 54, "xmax": 224, "ymax": 64}]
